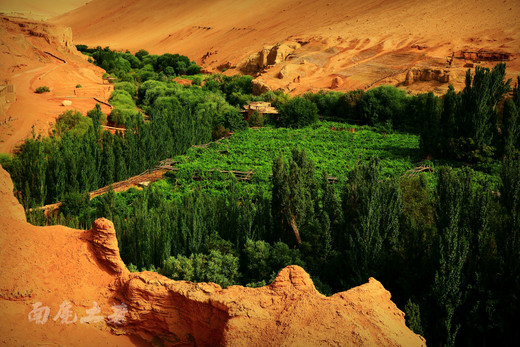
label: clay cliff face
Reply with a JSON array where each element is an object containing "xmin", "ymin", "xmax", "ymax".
[
  {"xmin": 0, "ymin": 165, "xmax": 426, "ymax": 346},
  {"xmin": 0, "ymin": 15, "xmax": 81, "ymax": 72}
]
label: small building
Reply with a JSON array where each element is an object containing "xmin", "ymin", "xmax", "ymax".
[
  {"xmin": 138, "ymin": 181, "xmax": 150, "ymax": 188},
  {"xmin": 241, "ymin": 101, "xmax": 278, "ymax": 121}
]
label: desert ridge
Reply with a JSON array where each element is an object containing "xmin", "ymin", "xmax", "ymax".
[{"xmin": 53, "ymin": 0, "xmax": 520, "ymax": 94}]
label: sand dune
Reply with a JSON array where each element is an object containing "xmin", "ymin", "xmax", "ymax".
[
  {"xmin": 54, "ymin": 0, "xmax": 520, "ymax": 93},
  {"xmin": 0, "ymin": 0, "xmax": 87, "ymax": 20}
]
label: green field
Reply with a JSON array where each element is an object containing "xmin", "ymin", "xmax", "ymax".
[{"xmin": 170, "ymin": 121, "xmax": 421, "ymax": 187}]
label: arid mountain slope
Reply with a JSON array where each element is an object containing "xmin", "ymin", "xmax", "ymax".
[
  {"xmin": 54, "ymin": 0, "xmax": 520, "ymax": 94},
  {"xmin": 0, "ymin": 0, "xmax": 86, "ymax": 20},
  {"xmin": 0, "ymin": 15, "xmax": 112, "ymax": 154},
  {"xmin": 0, "ymin": 165, "xmax": 425, "ymax": 346}
]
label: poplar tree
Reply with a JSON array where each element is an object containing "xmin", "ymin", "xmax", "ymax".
[
  {"xmin": 431, "ymin": 167, "xmax": 471, "ymax": 346},
  {"xmin": 341, "ymin": 159, "xmax": 402, "ymax": 285},
  {"xmin": 271, "ymin": 149, "xmax": 317, "ymax": 245},
  {"xmin": 14, "ymin": 138, "xmax": 47, "ymax": 207},
  {"xmin": 460, "ymin": 64, "xmax": 510, "ymax": 150},
  {"xmin": 100, "ymin": 131, "xmax": 115, "ymax": 185},
  {"xmin": 417, "ymin": 92, "xmax": 442, "ymax": 156},
  {"xmin": 440, "ymin": 85, "xmax": 460, "ymax": 148}
]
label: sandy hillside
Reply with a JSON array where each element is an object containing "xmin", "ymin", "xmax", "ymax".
[
  {"xmin": 0, "ymin": 15, "xmax": 112, "ymax": 154},
  {"xmin": 0, "ymin": 165, "xmax": 425, "ymax": 346},
  {"xmin": 0, "ymin": 0, "xmax": 86, "ymax": 20},
  {"xmin": 54, "ymin": 0, "xmax": 520, "ymax": 94}
]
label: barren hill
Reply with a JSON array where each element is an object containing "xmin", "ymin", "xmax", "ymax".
[
  {"xmin": 54, "ymin": 0, "xmax": 520, "ymax": 94},
  {"xmin": 0, "ymin": 15, "xmax": 112, "ymax": 153},
  {"xmin": 0, "ymin": 0, "xmax": 86, "ymax": 20},
  {"xmin": 0, "ymin": 165, "xmax": 425, "ymax": 345}
]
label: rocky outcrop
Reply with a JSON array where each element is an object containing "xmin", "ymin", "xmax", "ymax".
[
  {"xmin": 113, "ymin": 265, "xmax": 425, "ymax": 346},
  {"xmin": 0, "ymin": 163, "xmax": 26, "ymax": 222},
  {"xmin": 456, "ymin": 50, "xmax": 512, "ymax": 62},
  {"xmin": 242, "ymin": 42, "xmax": 301, "ymax": 74},
  {"xmin": 88, "ymin": 218, "xmax": 129, "ymax": 275},
  {"xmin": 404, "ymin": 67, "xmax": 456, "ymax": 85},
  {"xmin": 2, "ymin": 16, "xmax": 78, "ymax": 56},
  {"xmin": 331, "ymin": 76, "xmax": 344, "ymax": 88},
  {"xmin": 252, "ymin": 78, "xmax": 272, "ymax": 95}
]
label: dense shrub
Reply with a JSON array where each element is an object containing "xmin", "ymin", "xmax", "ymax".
[
  {"xmin": 60, "ymin": 191, "xmax": 90, "ymax": 220},
  {"xmin": 114, "ymin": 81, "xmax": 137, "ymax": 98},
  {"xmin": 54, "ymin": 110, "xmax": 93, "ymax": 137},
  {"xmin": 358, "ymin": 85, "xmax": 409, "ymax": 127},
  {"xmin": 109, "ymin": 89, "xmax": 138, "ymax": 125},
  {"xmin": 278, "ymin": 97, "xmax": 318, "ymax": 128},
  {"xmin": 305, "ymin": 89, "xmax": 364, "ymax": 121},
  {"xmin": 248, "ymin": 111, "xmax": 263, "ymax": 127},
  {"xmin": 160, "ymin": 250, "xmax": 239, "ymax": 288}
]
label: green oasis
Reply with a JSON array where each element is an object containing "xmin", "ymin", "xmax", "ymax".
[{"xmin": 1, "ymin": 46, "xmax": 519, "ymax": 347}]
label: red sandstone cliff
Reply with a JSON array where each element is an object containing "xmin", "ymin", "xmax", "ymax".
[{"xmin": 0, "ymin": 165, "xmax": 425, "ymax": 346}]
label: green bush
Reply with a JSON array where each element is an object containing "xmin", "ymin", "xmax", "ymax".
[
  {"xmin": 75, "ymin": 84, "xmax": 82, "ymax": 88},
  {"xmin": 358, "ymin": 85, "xmax": 409, "ymax": 126},
  {"xmin": 137, "ymin": 80, "xmax": 167, "ymax": 104},
  {"xmin": 278, "ymin": 96, "xmax": 318, "ymax": 128},
  {"xmin": 248, "ymin": 111, "xmax": 263, "ymax": 127},
  {"xmin": 109, "ymin": 108, "xmax": 136, "ymax": 126},
  {"xmin": 35, "ymin": 86, "xmax": 50, "ymax": 93},
  {"xmin": 61, "ymin": 191, "xmax": 90, "ymax": 217},
  {"xmin": 160, "ymin": 250, "xmax": 239, "ymax": 288},
  {"xmin": 110, "ymin": 89, "xmax": 135, "ymax": 107},
  {"xmin": 0, "ymin": 152, "xmax": 12, "ymax": 168},
  {"xmin": 114, "ymin": 81, "xmax": 137, "ymax": 98},
  {"xmin": 191, "ymin": 75, "xmax": 203, "ymax": 86},
  {"xmin": 109, "ymin": 89, "xmax": 138, "ymax": 126},
  {"xmin": 186, "ymin": 64, "xmax": 201, "ymax": 75},
  {"xmin": 54, "ymin": 110, "xmax": 93, "ymax": 137},
  {"xmin": 135, "ymin": 49, "xmax": 149, "ymax": 61}
]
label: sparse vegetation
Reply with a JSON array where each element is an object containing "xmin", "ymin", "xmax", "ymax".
[{"xmin": 35, "ymin": 86, "xmax": 50, "ymax": 93}]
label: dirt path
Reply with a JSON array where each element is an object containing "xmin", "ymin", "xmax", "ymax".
[
  {"xmin": 36, "ymin": 168, "xmax": 168, "ymax": 213},
  {"xmin": 0, "ymin": 63, "xmax": 60, "ymax": 153}
]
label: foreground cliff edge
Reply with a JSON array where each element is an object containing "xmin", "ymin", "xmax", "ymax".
[{"xmin": 0, "ymin": 165, "xmax": 425, "ymax": 346}]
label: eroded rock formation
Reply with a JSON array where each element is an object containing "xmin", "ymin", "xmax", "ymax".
[
  {"xmin": 0, "ymin": 165, "xmax": 425, "ymax": 346},
  {"xmin": 242, "ymin": 42, "xmax": 301, "ymax": 74},
  {"xmin": 0, "ymin": 163, "xmax": 26, "ymax": 222},
  {"xmin": 1, "ymin": 16, "xmax": 79, "ymax": 59},
  {"xmin": 89, "ymin": 218, "xmax": 129, "ymax": 275},
  {"xmin": 456, "ymin": 50, "xmax": 513, "ymax": 62},
  {"xmin": 404, "ymin": 67, "xmax": 456, "ymax": 85},
  {"xmin": 251, "ymin": 78, "xmax": 272, "ymax": 95}
]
